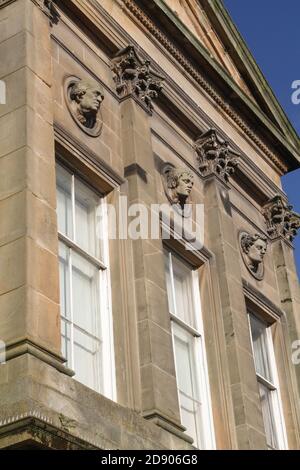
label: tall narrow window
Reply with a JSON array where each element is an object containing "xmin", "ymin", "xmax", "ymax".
[
  {"xmin": 249, "ymin": 314, "xmax": 287, "ymax": 449},
  {"xmin": 164, "ymin": 249, "xmax": 215, "ymax": 449},
  {"xmin": 56, "ymin": 162, "xmax": 115, "ymax": 399}
]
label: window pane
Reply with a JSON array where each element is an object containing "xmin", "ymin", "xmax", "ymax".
[
  {"xmin": 59, "ymin": 242, "xmax": 71, "ymax": 320},
  {"xmin": 73, "ymin": 326, "xmax": 102, "ymax": 392},
  {"xmin": 75, "ymin": 178, "xmax": 100, "ymax": 257},
  {"xmin": 259, "ymin": 382, "xmax": 279, "ymax": 449},
  {"xmin": 56, "ymin": 164, "xmax": 73, "ymax": 239},
  {"xmin": 173, "ymin": 322, "xmax": 203, "ymax": 447},
  {"xmin": 164, "ymin": 251, "xmax": 175, "ymax": 314},
  {"xmin": 173, "ymin": 325, "xmax": 195, "ymax": 397},
  {"xmin": 72, "ymin": 251, "xmax": 100, "ymax": 336},
  {"xmin": 250, "ymin": 315, "xmax": 272, "ymax": 382},
  {"xmin": 172, "ymin": 255, "xmax": 195, "ymax": 327},
  {"xmin": 61, "ymin": 319, "xmax": 71, "ymax": 366},
  {"xmin": 56, "ymin": 163, "xmax": 114, "ymax": 397}
]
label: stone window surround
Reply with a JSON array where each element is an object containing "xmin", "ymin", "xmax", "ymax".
[
  {"xmin": 53, "ymin": 127, "xmax": 123, "ymax": 399},
  {"xmin": 162, "ymin": 232, "xmax": 231, "ymax": 448},
  {"xmin": 163, "ymin": 243, "xmax": 216, "ymax": 449},
  {"xmin": 247, "ymin": 310, "xmax": 288, "ymax": 450},
  {"xmin": 55, "ymin": 157, "xmax": 116, "ymax": 400},
  {"xmin": 243, "ymin": 286, "xmax": 291, "ymax": 449}
]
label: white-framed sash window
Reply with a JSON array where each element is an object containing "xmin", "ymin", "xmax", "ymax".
[
  {"xmin": 164, "ymin": 249, "xmax": 215, "ymax": 449},
  {"xmin": 56, "ymin": 162, "xmax": 115, "ymax": 399},
  {"xmin": 249, "ymin": 313, "xmax": 287, "ymax": 449}
]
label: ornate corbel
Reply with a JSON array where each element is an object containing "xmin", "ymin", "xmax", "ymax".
[
  {"xmin": 111, "ymin": 45, "xmax": 164, "ymax": 113},
  {"xmin": 194, "ymin": 129, "xmax": 239, "ymax": 183},
  {"xmin": 32, "ymin": 0, "xmax": 60, "ymax": 26},
  {"xmin": 263, "ymin": 194, "xmax": 300, "ymax": 242}
]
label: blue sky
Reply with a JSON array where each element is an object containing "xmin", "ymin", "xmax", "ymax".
[{"xmin": 223, "ymin": 0, "xmax": 300, "ymax": 277}]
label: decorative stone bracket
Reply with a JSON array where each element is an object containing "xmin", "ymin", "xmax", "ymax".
[
  {"xmin": 263, "ymin": 194, "xmax": 300, "ymax": 243},
  {"xmin": 194, "ymin": 129, "xmax": 239, "ymax": 183},
  {"xmin": 111, "ymin": 45, "xmax": 164, "ymax": 113},
  {"xmin": 33, "ymin": 0, "xmax": 60, "ymax": 26}
]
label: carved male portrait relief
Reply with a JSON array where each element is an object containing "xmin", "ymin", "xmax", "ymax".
[
  {"xmin": 64, "ymin": 76, "xmax": 104, "ymax": 137},
  {"xmin": 162, "ymin": 164, "xmax": 194, "ymax": 217},
  {"xmin": 239, "ymin": 231, "xmax": 268, "ymax": 280}
]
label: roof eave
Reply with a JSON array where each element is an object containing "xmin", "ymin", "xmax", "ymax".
[{"xmin": 136, "ymin": 0, "xmax": 300, "ymax": 172}]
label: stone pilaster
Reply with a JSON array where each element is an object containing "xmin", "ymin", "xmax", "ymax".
[
  {"xmin": 270, "ymin": 239, "xmax": 300, "ymax": 446},
  {"xmin": 0, "ymin": 0, "xmax": 66, "ymax": 372},
  {"xmin": 200, "ymin": 133, "xmax": 267, "ymax": 448},
  {"xmin": 114, "ymin": 46, "xmax": 185, "ymax": 436},
  {"xmin": 263, "ymin": 196, "xmax": 300, "ymax": 438}
]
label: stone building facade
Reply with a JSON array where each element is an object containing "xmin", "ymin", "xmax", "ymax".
[{"xmin": 0, "ymin": 0, "xmax": 300, "ymax": 450}]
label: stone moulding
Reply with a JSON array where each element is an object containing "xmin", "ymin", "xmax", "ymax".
[
  {"xmin": 194, "ymin": 129, "xmax": 239, "ymax": 183},
  {"xmin": 111, "ymin": 45, "xmax": 164, "ymax": 113},
  {"xmin": 0, "ymin": 415, "xmax": 100, "ymax": 450},
  {"xmin": 121, "ymin": 0, "xmax": 288, "ymax": 173},
  {"xmin": 242, "ymin": 279, "xmax": 284, "ymax": 321},
  {"xmin": 0, "ymin": 0, "xmax": 16, "ymax": 8},
  {"xmin": 263, "ymin": 194, "xmax": 300, "ymax": 243},
  {"xmin": 32, "ymin": 0, "xmax": 60, "ymax": 26}
]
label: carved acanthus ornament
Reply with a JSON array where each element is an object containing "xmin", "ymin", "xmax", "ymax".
[
  {"xmin": 263, "ymin": 195, "xmax": 300, "ymax": 242},
  {"xmin": 111, "ymin": 45, "xmax": 164, "ymax": 113},
  {"xmin": 194, "ymin": 129, "xmax": 239, "ymax": 183}
]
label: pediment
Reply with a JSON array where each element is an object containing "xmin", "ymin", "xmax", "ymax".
[{"xmin": 163, "ymin": 0, "xmax": 256, "ymax": 100}]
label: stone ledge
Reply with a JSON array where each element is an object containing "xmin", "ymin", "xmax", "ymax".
[{"xmin": 0, "ymin": 354, "xmax": 194, "ymax": 450}]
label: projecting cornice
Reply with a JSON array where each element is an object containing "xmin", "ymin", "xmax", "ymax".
[
  {"xmin": 124, "ymin": 0, "xmax": 300, "ymax": 173},
  {"xmin": 55, "ymin": 0, "xmax": 299, "ymax": 177}
]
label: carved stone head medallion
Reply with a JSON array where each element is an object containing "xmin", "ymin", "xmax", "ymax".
[
  {"xmin": 162, "ymin": 164, "xmax": 194, "ymax": 217},
  {"xmin": 65, "ymin": 76, "xmax": 104, "ymax": 137},
  {"xmin": 239, "ymin": 231, "xmax": 268, "ymax": 280}
]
